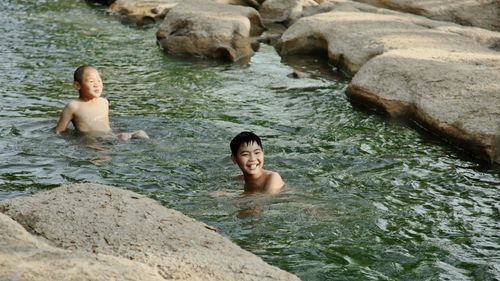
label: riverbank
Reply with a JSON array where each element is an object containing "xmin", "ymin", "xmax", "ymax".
[{"xmin": 103, "ymin": 0, "xmax": 500, "ymax": 164}]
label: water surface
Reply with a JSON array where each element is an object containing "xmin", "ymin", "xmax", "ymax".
[{"xmin": 0, "ymin": 1, "xmax": 499, "ymax": 280}]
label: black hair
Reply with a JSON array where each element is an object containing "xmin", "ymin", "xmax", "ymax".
[
  {"xmin": 230, "ymin": 131, "xmax": 263, "ymax": 156},
  {"xmin": 73, "ymin": 65, "xmax": 96, "ymax": 83}
]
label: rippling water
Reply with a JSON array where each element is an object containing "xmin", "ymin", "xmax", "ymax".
[{"xmin": 1, "ymin": 1, "xmax": 499, "ymax": 280}]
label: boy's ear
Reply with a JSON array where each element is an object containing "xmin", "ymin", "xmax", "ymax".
[
  {"xmin": 230, "ymin": 155, "xmax": 236, "ymax": 164},
  {"xmin": 73, "ymin": 81, "xmax": 81, "ymax": 90}
]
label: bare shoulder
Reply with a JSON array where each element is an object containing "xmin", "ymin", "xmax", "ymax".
[
  {"xmin": 55, "ymin": 100, "xmax": 79, "ymax": 134},
  {"xmin": 265, "ymin": 171, "xmax": 284, "ymax": 194},
  {"xmin": 97, "ymin": 97, "xmax": 109, "ymax": 105},
  {"xmin": 268, "ymin": 171, "xmax": 282, "ymax": 180},
  {"xmin": 65, "ymin": 99, "xmax": 80, "ymax": 111}
]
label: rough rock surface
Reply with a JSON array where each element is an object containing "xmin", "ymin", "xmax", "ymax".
[
  {"xmin": 259, "ymin": 0, "xmax": 319, "ymax": 25},
  {"xmin": 107, "ymin": 0, "xmax": 178, "ymax": 25},
  {"xmin": 276, "ymin": 1, "xmax": 500, "ymax": 163},
  {"xmin": 347, "ymin": 49, "xmax": 500, "ymax": 163},
  {"xmin": 352, "ymin": 0, "xmax": 500, "ymax": 31},
  {"xmin": 156, "ymin": 0, "xmax": 265, "ymax": 61},
  {"xmin": 0, "ymin": 212, "xmax": 165, "ymax": 281},
  {"xmin": 106, "ymin": 0, "xmax": 264, "ymax": 25},
  {"xmin": 0, "ymin": 183, "xmax": 300, "ymax": 281},
  {"xmin": 218, "ymin": 0, "xmax": 263, "ymax": 10},
  {"xmin": 278, "ymin": 4, "xmax": 500, "ymax": 74}
]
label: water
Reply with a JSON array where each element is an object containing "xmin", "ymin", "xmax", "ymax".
[{"xmin": 1, "ymin": 1, "xmax": 499, "ymax": 280}]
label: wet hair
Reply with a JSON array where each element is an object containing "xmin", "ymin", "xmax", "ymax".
[
  {"xmin": 230, "ymin": 131, "xmax": 263, "ymax": 156},
  {"xmin": 73, "ymin": 65, "xmax": 96, "ymax": 83}
]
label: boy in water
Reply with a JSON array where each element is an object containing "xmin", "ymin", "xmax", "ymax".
[
  {"xmin": 230, "ymin": 131, "xmax": 284, "ymax": 194},
  {"xmin": 55, "ymin": 65, "xmax": 148, "ymax": 141}
]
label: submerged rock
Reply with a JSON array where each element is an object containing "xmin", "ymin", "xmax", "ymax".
[
  {"xmin": 156, "ymin": 0, "xmax": 265, "ymax": 61},
  {"xmin": 0, "ymin": 183, "xmax": 300, "ymax": 281}
]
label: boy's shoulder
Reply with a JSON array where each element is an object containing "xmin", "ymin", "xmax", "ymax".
[
  {"xmin": 73, "ymin": 97, "xmax": 109, "ymax": 105},
  {"xmin": 264, "ymin": 170, "xmax": 284, "ymax": 194},
  {"xmin": 96, "ymin": 97, "xmax": 109, "ymax": 104},
  {"xmin": 266, "ymin": 170, "xmax": 283, "ymax": 182},
  {"xmin": 65, "ymin": 99, "xmax": 81, "ymax": 110}
]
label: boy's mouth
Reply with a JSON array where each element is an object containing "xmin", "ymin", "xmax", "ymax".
[{"xmin": 249, "ymin": 164, "xmax": 258, "ymax": 170}]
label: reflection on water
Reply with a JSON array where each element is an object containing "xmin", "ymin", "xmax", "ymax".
[{"xmin": 1, "ymin": 1, "xmax": 499, "ymax": 280}]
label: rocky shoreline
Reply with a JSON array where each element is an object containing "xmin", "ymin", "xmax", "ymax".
[{"xmin": 102, "ymin": 0, "xmax": 499, "ymax": 164}]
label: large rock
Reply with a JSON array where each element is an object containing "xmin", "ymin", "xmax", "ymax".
[
  {"xmin": 156, "ymin": 0, "xmax": 265, "ymax": 61},
  {"xmin": 0, "ymin": 184, "xmax": 300, "ymax": 281},
  {"xmin": 277, "ymin": 7, "xmax": 500, "ymax": 75},
  {"xmin": 107, "ymin": 0, "xmax": 263, "ymax": 25},
  {"xmin": 218, "ymin": 0, "xmax": 263, "ymax": 10},
  {"xmin": 0, "ymin": 212, "xmax": 165, "ymax": 281},
  {"xmin": 259, "ymin": 0, "xmax": 319, "ymax": 25},
  {"xmin": 346, "ymin": 49, "xmax": 500, "ymax": 163},
  {"xmin": 276, "ymin": 2, "xmax": 500, "ymax": 163},
  {"xmin": 352, "ymin": 0, "xmax": 500, "ymax": 31},
  {"xmin": 107, "ymin": 0, "xmax": 178, "ymax": 26}
]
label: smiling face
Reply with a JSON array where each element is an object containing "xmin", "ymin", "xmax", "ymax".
[
  {"xmin": 231, "ymin": 141, "xmax": 265, "ymax": 177},
  {"xmin": 74, "ymin": 67, "xmax": 103, "ymax": 101}
]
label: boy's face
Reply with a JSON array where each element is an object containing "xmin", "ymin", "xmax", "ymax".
[
  {"xmin": 74, "ymin": 68, "xmax": 103, "ymax": 100},
  {"xmin": 231, "ymin": 141, "xmax": 265, "ymax": 176}
]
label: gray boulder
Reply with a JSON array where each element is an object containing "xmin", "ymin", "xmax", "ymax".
[
  {"xmin": 0, "ymin": 212, "xmax": 165, "ymax": 281},
  {"xmin": 0, "ymin": 183, "xmax": 300, "ymax": 281},
  {"xmin": 352, "ymin": 0, "xmax": 500, "ymax": 31},
  {"xmin": 259, "ymin": 0, "xmax": 319, "ymax": 25},
  {"xmin": 347, "ymin": 48, "xmax": 500, "ymax": 163},
  {"xmin": 276, "ymin": 2, "xmax": 500, "ymax": 163},
  {"xmin": 107, "ymin": 0, "xmax": 178, "ymax": 25},
  {"xmin": 107, "ymin": 0, "xmax": 264, "ymax": 26},
  {"xmin": 156, "ymin": 0, "xmax": 265, "ymax": 61},
  {"xmin": 277, "ymin": 7, "xmax": 500, "ymax": 75}
]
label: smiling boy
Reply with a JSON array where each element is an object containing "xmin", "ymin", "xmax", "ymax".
[
  {"xmin": 230, "ymin": 131, "xmax": 284, "ymax": 194},
  {"xmin": 55, "ymin": 65, "xmax": 148, "ymax": 141}
]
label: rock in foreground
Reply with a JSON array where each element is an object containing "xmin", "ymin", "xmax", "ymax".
[
  {"xmin": 0, "ymin": 212, "xmax": 164, "ymax": 281},
  {"xmin": 0, "ymin": 183, "xmax": 300, "ymax": 281}
]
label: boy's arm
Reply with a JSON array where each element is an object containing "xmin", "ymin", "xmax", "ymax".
[
  {"xmin": 54, "ymin": 103, "xmax": 75, "ymax": 134},
  {"xmin": 265, "ymin": 172, "xmax": 284, "ymax": 195}
]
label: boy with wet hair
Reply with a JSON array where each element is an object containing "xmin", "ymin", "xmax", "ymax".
[
  {"xmin": 230, "ymin": 131, "xmax": 284, "ymax": 194},
  {"xmin": 55, "ymin": 65, "xmax": 148, "ymax": 141}
]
